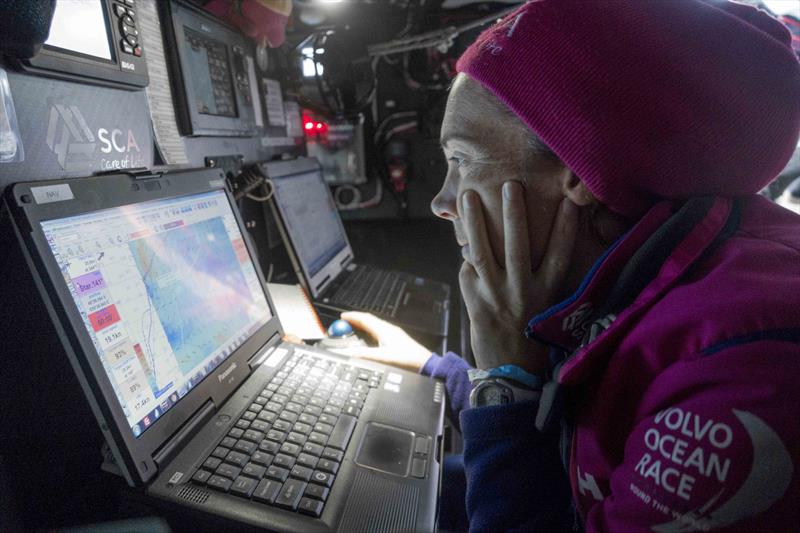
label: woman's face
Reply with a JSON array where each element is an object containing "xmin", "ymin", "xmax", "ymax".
[{"xmin": 432, "ymin": 75, "xmax": 567, "ymax": 271}]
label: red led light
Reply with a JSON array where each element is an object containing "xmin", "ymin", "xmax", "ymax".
[
  {"xmin": 304, "ymin": 122, "xmax": 314, "ymax": 131},
  {"xmin": 316, "ymin": 123, "xmax": 323, "ymax": 130}
]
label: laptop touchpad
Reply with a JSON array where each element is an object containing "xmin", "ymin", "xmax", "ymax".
[{"xmin": 355, "ymin": 422, "xmax": 413, "ymax": 477}]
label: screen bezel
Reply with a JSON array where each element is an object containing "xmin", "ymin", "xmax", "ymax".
[
  {"xmin": 6, "ymin": 168, "xmax": 283, "ymax": 485},
  {"xmin": 263, "ymin": 157, "xmax": 354, "ymax": 299},
  {"xmin": 21, "ymin": 0, "xmax": 148, "ymax": 89}
]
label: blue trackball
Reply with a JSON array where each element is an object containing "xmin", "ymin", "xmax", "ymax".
[{"xmin": 328, "ymin": 319, "xmax": 354, "ymax": 338}]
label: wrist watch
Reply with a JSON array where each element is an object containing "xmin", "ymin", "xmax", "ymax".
[{"xmin": 469, "ymin": 377, "xmax": 541, "ymax": 408}]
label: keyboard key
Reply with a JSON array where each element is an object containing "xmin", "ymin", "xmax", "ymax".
[
  {"xmin": 266, "ymin": 465, "xmax": 289, "ymax": 482},
  {"xmin": 211, "ymin": 446, "xmax": 229, "ymax": 459},
  {"xmin": 307, "ymin": 432, "xmax": 328, "ymax": 446},
  {"xmin": 265, "ymin": 401, "xmax": 283, "ymax": 413},
  {"xmin": 275, "ymin": 479, "xmax": 307, "ymax": 511},
  {"xmin": 266, "ymin": 430, "xmax": 286, "ymax": 443},
  {"xmin": 298, "ymin": 413, "xmax": 317, "ymax": 425},
  {"xmin": 327, "ymin": 415, "xmax": 356, "ymax": 451},
  {"xmin": 215, "ymin": 463, "xmax": 241, "ymax": 480},
  {"xmin": 303, "ymin": 405, "xmax": 323, "ymax": 417},
  {"xmin": 317, "ymin": 414, "xmax": 337, "ymax": 426},
  {"xmin": 242, "ymin": 411, "xmax": 257, "ymax": 421},
  {"xmin": 285, "ymin": 402, "xmax": 303, "ymax": 414},
  {"xmin": 304, "ymin": 483, "xmax": 329, "ymax": 502},
  {"xmin": 234, "ymin": 440, "xmax": 256, "ymax": 455},
  {"xmin": 225, "ymin": 451, "xmax": 249, "ymax": 467},
  {"xmin": 253, "ymin": 479, "xmax": 281, "ymax": 504},
  {"xmin": 280, "ymin": 442, "xmax": 301, "ymax": 457},
  {"xmin": 257, "ymin": 410, "xmax": 276, "ymax": 423},
  {"xmin": 203, "ymin": 457, "xmax": 222, "ymax": 471},
  {"xmin": 287, "ymin": 432, "xmax": 307, "ymax": 446},
  {"xmin": 279, "ymin": 411, "xmax": 298, "ymax": 424},
  {"xmin": 272, "ymin": 393, "xmax": 289, "ymax": 405},
  {"xmin": 302, "ymin": 442, "xmax": 324, "ymax": 457},
  {"xmin": 235, "ymin": 419, "xmax": 250, "ymax": 429},
  {"xmin": 230, "ymin": 476, "xmax": 258, "ymax": 498},
  {"xmin": 242, "ymin": 463, "xmax": 267, "ymax": 479},
  {"xmin": 298, "ymin": 497, "xmax": 324, "ymax": 517},
  {"xmin": 313, "ymin": 423, "xmax": 333, "ymax": 436},
  {"xmin": 307, "ymin": 397, "xmax": 325, "ymax": 408},
  {"xmin": 251, "ymin": 451, "xmax": 274, "ymax": 466},
  {"xmin": 259, "ymin": 440, "xmax": 280, "ymax": 454},
  {"xmin": 243, "ymin": 429, "xmax": 265, "ymax": 442},
  {"xmin": 248, "ymin": 402, "xmax": 263, "ymax": 413},
  {"xmin": 323, "ymin": 405, "xmax": 341, "ymax": 417},
  {"xmin": 250, "ymin": 420, "xmax": 270, "ymax": 433},
  {"xmin": 293, "ymin": 422, "xmax": 312, "ymax": 435},
  {"xmin": 221, "ymin": 436, "xmax": 237, "ymax": 448},
  {"xmin": 192, "ymin": 469, "xmax": 211, "ymax": 484},
  {"xmin": 207, "ymin": 475, "xmax": 232, "ymax": 492},
  {"xmin": 229, "ymin": 427, "xmax": 245, "ymax": 439},
  {"xmin": 254, "ymin": 396, "xmax": 268, "ymax": 405},
  {"xmin": 273, "ymin": 453, "xmax": 295, "ymax": 469},
  {"xmin": 290, "ymin": 465, "xmax": 313, "ymax": 482},
  {"xmin": 272, "ymin": 419, "xmax": 292, "ymax": 433},
  {"xmin": 321, "ymin": 448, "xmax": 344, "ymax": 462},
  {"xmin": 296, "ymin": 453, "xmax": 319, "ymax": 469},
  {"xmin": 317, "ymin": 459, "xmax": 339, "ymax": 475},
  {"xmin": 292, "ymin": 394, "xmax": 310, "ymax": 406},
  {"xmin": 343, "ymin": 405, "xmax": 360, "ymax": 417},
  {"xmin": 310, "ymin": 470, "xmax": 334, "ymax": 488}
]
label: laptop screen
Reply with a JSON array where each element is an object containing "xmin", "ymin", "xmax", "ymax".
[
  {"xmin": 272, "ymin": 169, "xmax": 348, "ymax": 277},
  {"xmin": 40, "ymin": 189, "xmax": 272, "ymax": 438}
]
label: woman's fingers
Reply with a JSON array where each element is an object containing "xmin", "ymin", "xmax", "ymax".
[
  {"xmin": 539, "ymin": 198, "xmax": 579, "ymax": 289},
  {"xmin": 460, "ymin": 190, "xmax": 497, "ymax": 279},
  {"xmin": 502, "ymin": 181, "xmax": 531, "ymax": 290}
]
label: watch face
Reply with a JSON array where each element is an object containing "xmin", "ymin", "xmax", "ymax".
[{"xmin": 478, "ymin": 384, "xmax": 509, "ymax": 406}]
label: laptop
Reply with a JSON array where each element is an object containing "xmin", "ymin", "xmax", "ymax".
[
  {"xmin": 1, "ymin": 168, "xmax": 445, "ymax": 532},
  {"xmin": 263, "ymin": 158, "xmax": 451, "ymax": 339}
]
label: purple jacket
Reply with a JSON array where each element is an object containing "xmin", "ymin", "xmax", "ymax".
[{"xmin": 424, "ymin": 195, "xmax": 800, "ymax": 531}]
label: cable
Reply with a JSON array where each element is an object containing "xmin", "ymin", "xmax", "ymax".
[
  {"xmin": 367, "ymin": 4, "xmax": 520, "ymax": 56},
  {"xmin": 246, "ymin": 177, "xmax": 275, "ymax": 202}
]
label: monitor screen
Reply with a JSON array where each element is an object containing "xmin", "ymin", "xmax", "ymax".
[
  {"xmin": 45, "ymin": 0, "xmax": 113, "ymax": 61},
  {"xmin": 41, "ymin": 190, "xmax": 272, "ymax": 438},
  {"xmin": 272, "ymin": 170, "xmax": 348, "ymax": 277},
  {"xmin": 184, "ymin": 28, "xmax": 237, "ymax": 117}
]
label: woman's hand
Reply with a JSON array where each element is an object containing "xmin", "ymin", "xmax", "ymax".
[
  {"xmin": 329, "ymin": 311, "xmax": 433, "ymax": 373},
  {"xmin": 459, "ymin": 181, "xmax": 578, "ymax": 374}
]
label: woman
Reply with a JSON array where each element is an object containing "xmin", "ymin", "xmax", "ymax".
[{"xmin": 344, "ymin": 1, "xmax": 800, "ymax": 530}]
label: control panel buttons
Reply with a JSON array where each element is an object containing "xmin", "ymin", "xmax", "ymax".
[
  {"xmin": 121, "ymin": 41, "xmax": 134, "ymax": 54},
  {"xmin": 122, "ymin": 25, "xmax": 138, "ymax": 37},
  {"xmin": 113, "ymin": 4, "xmax": 126, "ymax": 17},
  {"xmin": 125, "ymin": 35, "xmax": 138, "ymax": 47},
  {"xmin": 121, "ymin": 14, "xmax": 135, "ymax": 27},
  {"xmin": 133, "ymin": 47, "xmax": 142, "ymax": 57}
]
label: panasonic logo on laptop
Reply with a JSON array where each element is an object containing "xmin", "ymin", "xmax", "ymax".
[{"xmin": 218, "ymin": 362, "xmax": 238, "ymax": 382}]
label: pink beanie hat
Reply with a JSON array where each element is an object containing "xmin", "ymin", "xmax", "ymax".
[{"xmin": 457, "ymin": 0, "xmax": 800, "ymax": 218}]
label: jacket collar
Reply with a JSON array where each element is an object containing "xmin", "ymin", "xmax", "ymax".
[{"xmin": 525, "ymin": 197, "xmax": 735, "ymax": 384}]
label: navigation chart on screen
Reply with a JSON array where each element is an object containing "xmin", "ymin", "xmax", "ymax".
[
  {"xmin": 129, "ymin": 217, "xmax": 252, "ymax": 377},
  {"xmin": 42, "ymin": 190, "xmax": 271, "ymax": 437}
]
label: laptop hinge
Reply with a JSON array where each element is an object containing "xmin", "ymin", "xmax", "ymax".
[
  {"xmin": 248, "ymin": 332, "xmax": 281, "ymax": 370},
  {"xmin": 153, "ymin": 399, "xmax": 216, "ymax": 469}
]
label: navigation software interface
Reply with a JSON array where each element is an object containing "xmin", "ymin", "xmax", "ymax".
[
  {"xmin": 273, "ymin": 170, "xmax": 348, "ymax": 277},
  {"xmin": 41, "ymin": 190, "xmax": 272, "ymax": 438}
]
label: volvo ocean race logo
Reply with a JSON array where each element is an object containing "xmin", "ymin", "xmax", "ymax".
[{"xmin": 46, "ymin": 103, "xmax": 143, "ymax": 171}]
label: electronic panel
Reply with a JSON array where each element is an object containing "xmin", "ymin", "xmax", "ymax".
[
  {"xmin": 18, "ymin": 0, "xmax": 148, "ymax": 89},
  {"xmin": 161, "ymin": 1, "xmax": 258, "ymax": 137}
]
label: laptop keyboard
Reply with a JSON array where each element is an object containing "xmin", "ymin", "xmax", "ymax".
[
  {"xmin": 190, "ymin": 351, "xmax": 383, "ymax": 517},
  {"xmin": 332, "ymin": 265, "xmax": 407, "ymax": 316}
]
